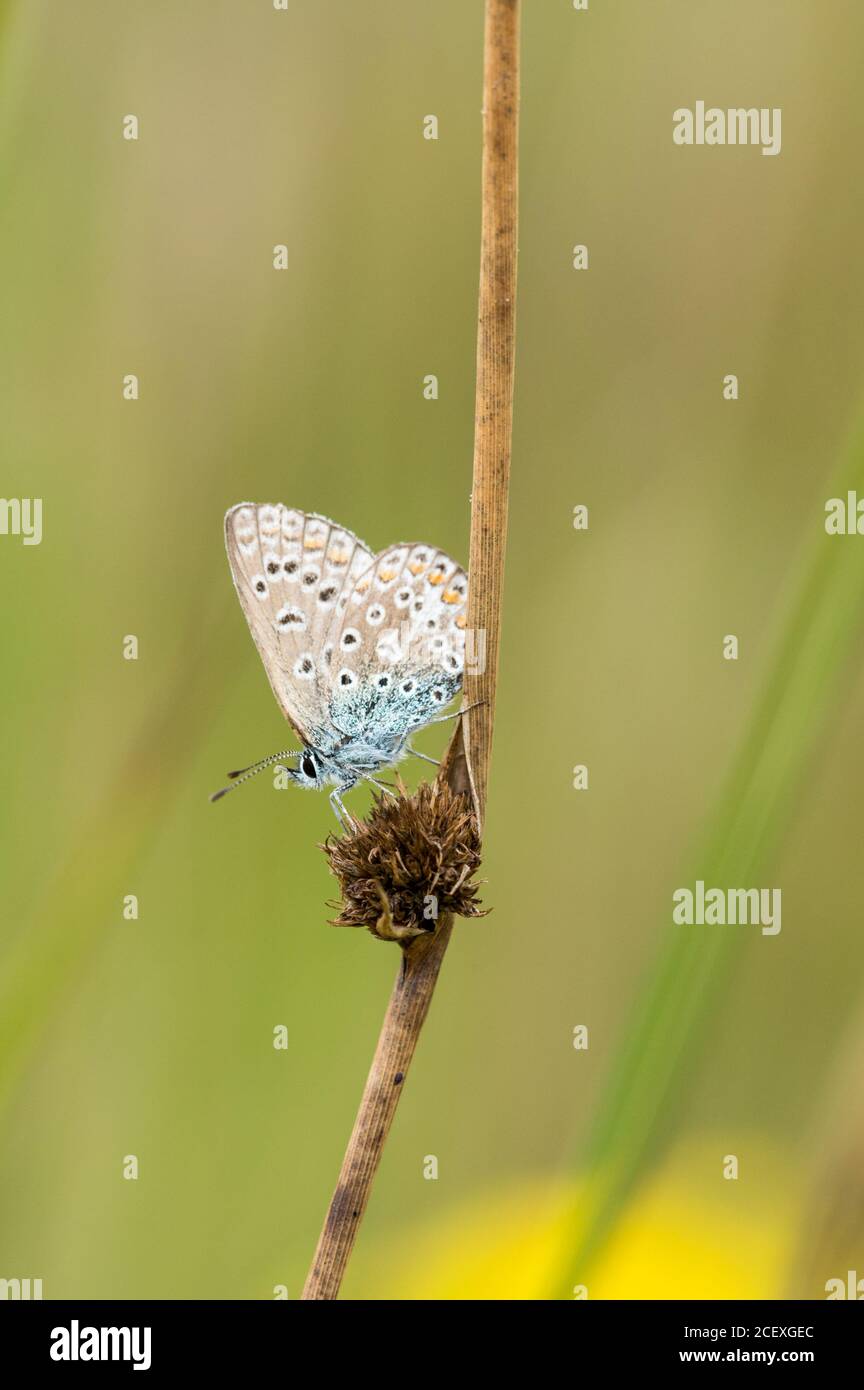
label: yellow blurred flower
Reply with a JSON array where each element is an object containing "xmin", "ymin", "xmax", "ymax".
[{"xmin": 352, "ymin": 1140, "xmax": 797, "ymax": 1300}]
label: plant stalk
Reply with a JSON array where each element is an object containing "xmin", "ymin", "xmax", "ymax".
[{"xmin": 301, "ymin": 0, "xmax": 519, "ymax": 1300}]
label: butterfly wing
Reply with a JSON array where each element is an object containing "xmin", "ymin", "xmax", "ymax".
[
  {"xmin": 323, "ymin": 541, "xmax": 469, "ymax": 743},
  {"xmin": 224, "ymin": 503, "xmax": 373, "ymax": 743}
]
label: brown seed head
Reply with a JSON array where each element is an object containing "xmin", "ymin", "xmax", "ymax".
[{"xmin": 322, "ymin": 778, "xmax": 487, "ymax": 944}]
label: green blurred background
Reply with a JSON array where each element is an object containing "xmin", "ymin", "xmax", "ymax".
[{"xmin": 2, "ymin": 0, "xmax": 864, "ymax": 1299}]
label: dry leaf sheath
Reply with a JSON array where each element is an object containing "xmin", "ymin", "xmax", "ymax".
[{"xmin": 301, "ymin": 0, "xmax": 519, "ymax": 1300}]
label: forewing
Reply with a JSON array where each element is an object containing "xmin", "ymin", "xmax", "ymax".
[
  {"xmin": 325, "ymin": 542, "xmax": 468, "ymax": 739},
  {"xmin": 225, "ymin": 503, "xmax": 373, "ymax": 741}
]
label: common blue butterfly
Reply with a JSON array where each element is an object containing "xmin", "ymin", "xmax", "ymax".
[{"xmin": 211, "ymin": 504, "xmax": 469, "ymax": 827}]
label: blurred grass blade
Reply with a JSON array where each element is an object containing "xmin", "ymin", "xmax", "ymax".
[
  {"xmin": 0, "ymin": 618, "xmax": 228, "ymax": 1113},
  {"xmin": 553, "ymin": 408, "xmax": 864, "ymax": 1297}
]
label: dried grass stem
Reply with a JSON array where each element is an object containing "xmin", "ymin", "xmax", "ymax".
[{"xmin": 301, "ymin": 0, "xmax": 519, "ymax": 1300}]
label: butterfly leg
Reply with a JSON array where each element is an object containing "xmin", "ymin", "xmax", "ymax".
[
  {"xmin": 366, "ymin": 777, "xmax": 398, "ymax": 800},
  {"xmin": 426, "ymin": 698, "xmax": 487, "ymax": 727},
  {"xmin": 329, "ymin": 784, "xmax": 357, "ymax": 832},
  {"xmin": 406, "ymin": 745, "xmax": 440, "ymax": 767}
]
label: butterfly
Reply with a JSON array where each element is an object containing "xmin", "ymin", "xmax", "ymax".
[{"xmin": 211, "ymin": 503, "xmax": 469, "ymax": 827}]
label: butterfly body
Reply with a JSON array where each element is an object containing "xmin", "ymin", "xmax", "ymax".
[{"xmin": 219, "ymin": 504, "xmax": 467, "ymax": 825}]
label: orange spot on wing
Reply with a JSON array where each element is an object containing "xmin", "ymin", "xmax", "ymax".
[
  {"xmin": 442, "ymin": 588, "xmax": 463, "ymax": 604},
  {"xmin": 428, "ymin": 570, "xmax": 446, "ymax": 585},
  {"xmin": 304, "ymin": 534, "xmax": 326, "ymax": 550},
  {"xmin": 379, "ymin": 567, "xmax": 398, "ymax": 582}
]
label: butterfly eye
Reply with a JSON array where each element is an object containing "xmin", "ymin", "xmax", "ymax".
[{"xmin": 301, "ymin": 755, "xmax": 316, "ymax": 779}]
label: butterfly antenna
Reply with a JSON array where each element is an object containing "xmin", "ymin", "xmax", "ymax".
[{"xmin": 209, "ymin": 749, "xmax": 300, "ymax": 803}]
